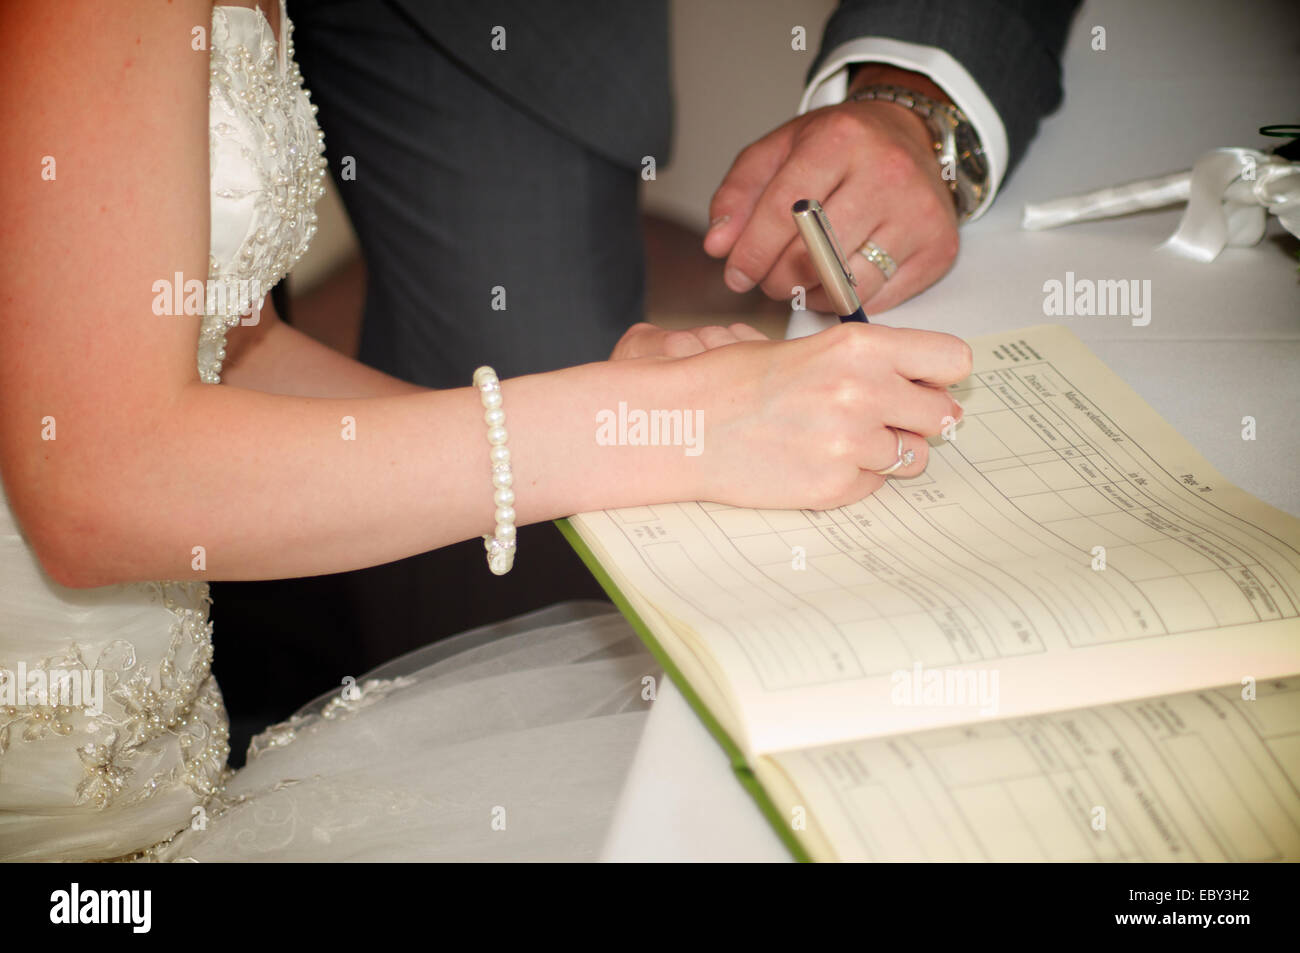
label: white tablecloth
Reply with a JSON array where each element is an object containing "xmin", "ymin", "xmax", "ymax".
[{"xmin": 601, "ymin": 0, "xmax": 1299, "ymax": 861}]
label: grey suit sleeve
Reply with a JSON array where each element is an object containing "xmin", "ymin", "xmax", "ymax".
[{"xmin": 811, "ymin": 0, "xmax": 1082, "ymax": 181}]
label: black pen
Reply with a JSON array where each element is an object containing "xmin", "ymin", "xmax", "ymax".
[{"xmin": 791, "ymin": 199, "xmax": 868, "ymax": 323}]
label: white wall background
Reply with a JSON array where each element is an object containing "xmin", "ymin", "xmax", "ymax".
[{"xmin": 644, "ymin": 0, "xmax": 838, "ymax": 229}]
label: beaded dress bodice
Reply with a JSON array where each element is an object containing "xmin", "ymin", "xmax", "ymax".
[
  {"xmin": 202, "ymin": 2, "xmax": 327, "ymax": 382},
  {"xmin": 0, "ymin": 2, "xmax": 326, "ymax": 860}
]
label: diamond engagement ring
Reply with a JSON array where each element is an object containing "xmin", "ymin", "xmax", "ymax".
[{"xmin": 871, "ymin": 428, "xmax": 915, "ymax": 476}]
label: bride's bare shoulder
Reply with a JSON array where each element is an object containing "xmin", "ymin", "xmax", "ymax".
[
  {"xmin": 0, "ymin": 0, "xmax": 217, "ymax": 73},
  {"xmin": 0, "ymin": 0, "xmax": 215, "ymax": 575},
  {"xmin": 0, "ymin": 0, "xmax": 215, "ymax": 271}
]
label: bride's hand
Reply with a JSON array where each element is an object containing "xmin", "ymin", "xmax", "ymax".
[
  {"xmin": 675, "ymin": 322, "xmax": 970, "ymax": 510},
  {"xmin": 610, "ymin": 321, "xmax": 769, "ymax": 360}
]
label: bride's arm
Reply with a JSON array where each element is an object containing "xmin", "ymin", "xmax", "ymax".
[
  {"xmin": 0, "ymin": 1, "xmax": 970, "ymax": 589},
  {"xmin": 0, "ymin": 1, "xmax": 687, "ymax": 585},
  {"xmin": 219, "ymin": 297, "xmax": 426, "ymax": 398}
]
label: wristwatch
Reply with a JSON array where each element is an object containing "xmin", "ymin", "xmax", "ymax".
[{"xmin": 849, "ymin": 83, "xmax": 989, "ymax": 221}]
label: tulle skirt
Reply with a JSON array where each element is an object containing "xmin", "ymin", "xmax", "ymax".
[{"xmin": 155, "ymin": 602, "xmax": 657, "ymax": 861}]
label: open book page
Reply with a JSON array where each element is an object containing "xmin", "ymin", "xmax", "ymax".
[
  {"xmin": 569, "ymin": 325, "xmax": 1300, "ymax": 755},
  {"xmin": 756, "ymin": 677, "xmax": 1300, "ymax": 862},
  {"xmin": 607, "ymin": 572, "xmax": 751, "ymax": 752}
]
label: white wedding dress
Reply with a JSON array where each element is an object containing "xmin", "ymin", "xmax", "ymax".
[{"xmin": 0, "ymin": 3, "xmax": 654, "ymax": 862}]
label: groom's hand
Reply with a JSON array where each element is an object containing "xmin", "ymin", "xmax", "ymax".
[
  {"xmin": 610, "ymin": 322, "xmax": 769, "ymax": 361},
  {"xmin": 703, "ymin": 64, "xmax": 960, "ymax": 316}
]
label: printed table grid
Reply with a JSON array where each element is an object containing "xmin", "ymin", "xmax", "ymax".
[
  {"xmin": 602, "ymin": 359, "xmax": 1300, "ymax": 693},
  {"xmin": 950, "ymin": 361, "xmax": 1299, "ymax": 635},
  {"xmin": 796, "ymin": 682, "xmax": 1298, "ymax": 861}
]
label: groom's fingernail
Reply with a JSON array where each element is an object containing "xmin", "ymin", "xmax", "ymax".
[
  {"xmin": 708, "ymin": 214, "xmax": 730, "ymax": 231},
  {"xmin": 725, "ymin": 267, "xmax": 755, "ymax": 293}
]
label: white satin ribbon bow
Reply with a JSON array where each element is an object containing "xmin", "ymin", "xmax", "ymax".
[{"xmin": 1021, "ymin": 147, "xmax": 1300, "ymax": 262}]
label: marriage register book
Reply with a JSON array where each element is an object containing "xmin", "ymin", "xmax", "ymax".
[{"xmin": 557, "ymin": 324, "xmax": 1300, "ymax": 862}]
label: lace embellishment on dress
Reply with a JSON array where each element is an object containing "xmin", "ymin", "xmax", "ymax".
[
  {"xmin": 201, "ymin": 5, "xmax": 327, "ymax": 383},
  {"xmin": 245, "ymin": 677, "xmax": 418, "ymax": 761},
  {"xmin": 0, "ymin": 582, "xmax": 230, "ymax": 811}
]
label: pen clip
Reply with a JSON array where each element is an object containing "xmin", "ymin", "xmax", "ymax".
[{"xmin": 810, "ymin": 201, "xmax": 857, "ymax": 289}]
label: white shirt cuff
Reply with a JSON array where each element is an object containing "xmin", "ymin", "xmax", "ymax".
[{"xmin": 798, "ymin": 36, "xmax": 1008, "ymax": 224}]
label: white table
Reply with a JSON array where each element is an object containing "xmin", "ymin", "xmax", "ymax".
[{"xmin": 601, "ymin": 0, "xmax": 1299, "ymax": 861}]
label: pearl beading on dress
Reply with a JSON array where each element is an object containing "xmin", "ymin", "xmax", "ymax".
[
  {"xmin": 202, "ymin": 4, "xmax": 328, "ymax": 384},
  {"xmin": 0, "ymin": 582, "xmax": 230, "ymax": 814}
]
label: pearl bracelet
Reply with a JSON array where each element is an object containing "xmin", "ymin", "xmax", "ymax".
[{"xmin": 473, "ymin": 366, "xmax": 516, "ymax": 575}]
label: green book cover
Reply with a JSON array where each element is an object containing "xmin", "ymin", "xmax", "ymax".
[{"xmin": 556, "ymin": 517, "xmax": 810, "ymax": 862}]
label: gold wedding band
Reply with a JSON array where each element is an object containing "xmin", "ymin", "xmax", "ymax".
[{"xmin": 859, "ymin": 240, "xmax": 898, "ymax": 280}]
